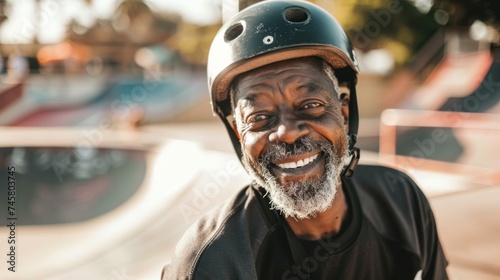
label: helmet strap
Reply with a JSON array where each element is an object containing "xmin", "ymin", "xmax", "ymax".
[
  {"xmin": 217, "ymin": 108, "xmax": 244, "ymax": 163},
  {"xmin": 343, "ymin": 82, "xmax": 360, "ymax": 179}
]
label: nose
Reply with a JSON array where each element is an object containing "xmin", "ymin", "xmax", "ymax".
[{"xmin": 268, "ymin": 116, "xmax": 309, "ymax": 144}]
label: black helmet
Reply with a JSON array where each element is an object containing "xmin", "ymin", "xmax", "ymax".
[{"xmin": 208, "ymin": 0, "xmax": 360, "ymax": 178}]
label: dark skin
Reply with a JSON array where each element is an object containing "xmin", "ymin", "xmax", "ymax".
[{"xmin": 232, "ymin": 57, "xmax": 351, "ymax": 240}]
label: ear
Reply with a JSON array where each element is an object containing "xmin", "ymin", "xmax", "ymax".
[{"xmin": 340, "ymin": 93, "xmax": 349, "ymax": 128}]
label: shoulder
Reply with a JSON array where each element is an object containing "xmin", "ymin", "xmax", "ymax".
[
  {"xmin": 351, "ymin": 164, "xmax": 427, "ymax": 205},
  {"xmin": 163, "ymin": 185, "xmax": 271, "ymax": 279},
  {"xmin": 352, "ymin": 164, "xmax": 417, "ymax": 186},
  {"xmin": 349, "ymin": 164, "xmax": 433, "ymax": 240},
  {"xmin": 350, "ymin": 165, "xmax": 449, "ymax": 277}
]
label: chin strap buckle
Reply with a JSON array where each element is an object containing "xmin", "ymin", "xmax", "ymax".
[{"xmin": 343, "ymin": 147, "xmax": 360, "ymax": 179}]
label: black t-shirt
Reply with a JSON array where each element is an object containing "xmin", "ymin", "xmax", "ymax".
[
  {"xmin": 259, "ymin": 177, "xmax": 421, "ymax": 279},
  {"xmin": 163, "ymin": 165, "xmax": 448, "ymax": 280}
]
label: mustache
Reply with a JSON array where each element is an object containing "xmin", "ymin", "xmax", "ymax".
[{"xmin": 259, "ymin": 137, "xmax": 332, "ymax": 164}]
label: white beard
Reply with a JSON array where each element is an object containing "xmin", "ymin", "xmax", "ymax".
[{"xmin": 242, "ymin": 137, "xmax": 347, "ymax": 220}]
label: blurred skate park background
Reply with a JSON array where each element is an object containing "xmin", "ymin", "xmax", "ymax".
[{"xmin": 0, "ymin": 0, "xmax": 499, "ymax": 279}]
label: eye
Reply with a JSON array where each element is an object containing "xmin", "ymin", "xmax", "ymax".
[
  {"xmin": 245, "ymin": 113, "xmax": 274, "ymax": 131},
  {"xmin": 298, "ymin": 101, "xmax": 326, "ymax": 117},
  {"xmin": 301, "ymin": 102, "xmax": 322, "ymax": 109},
  {"xmin": 250, "ymin": 114, "xmax": 270, "ymax": 122}
]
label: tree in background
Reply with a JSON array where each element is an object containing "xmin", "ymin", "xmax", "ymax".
[
  {"xmin": 166, "ymin": 23, "xmax": 220, "ymax": 67},
  {"xmin": 167, "ymin": 0, "xmax": 499, "ymax": 68},
  {"xmin": 342, "ymin": 1, "xmax": 441, "ymax": 67},
  {"xmin": 434, "ymin": 0, "xmax": 499, "ymax": 27},
  {"xmin": 0, "ymin": 0, "xmax": 8, "ymax": 43},
  {"xmin": 0, "ymin": 0, "xmax": 7, "ymax": 26},
  {"xmin": 334, "ymin": 0, "xmax": 499, "ymax": 67}
]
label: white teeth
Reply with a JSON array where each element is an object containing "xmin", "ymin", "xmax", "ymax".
[
  {"xmin": 303, "ymin": 157, "xmax": 310, "ymax": 165},
  {"xmin": 277, "ymin": 154, "xmax": 319, "ymax": 169}
]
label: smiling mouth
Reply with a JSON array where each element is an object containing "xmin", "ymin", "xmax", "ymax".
[{"xmin": 276, "ymin": 153, "xmax": 319, "ymax": 169}]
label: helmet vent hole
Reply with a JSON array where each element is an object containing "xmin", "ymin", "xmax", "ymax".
[
  {"xmin": 224, "ymin": 22, "xmax": 244, "ymax": 42},
  {"xmin": 284, "ymin": 7, "xmax": 309, "ymax": 23}
]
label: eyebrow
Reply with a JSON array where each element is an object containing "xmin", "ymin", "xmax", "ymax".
[
  {"xmin": 238, "ymin": 93, "xmax": 257, "ymax": 105},
  {"xmin": 235, "ymin": 84, "xmax": 274, "ymax": 102},
  {"xmin": 234, "ymin": 78, "xmax": 337, "ymax": 106},
  {"xmin": 297, "ymin": 82, "xmax": 320, "ymax": 93},
  {"xmin": 296, "ymin": 82, "xmax": 336, "ymax": 100}
]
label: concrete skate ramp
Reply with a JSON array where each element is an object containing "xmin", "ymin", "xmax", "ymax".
[{"xmin": 396, "ymin": 53, "xmax": 500, "ymax": 163}]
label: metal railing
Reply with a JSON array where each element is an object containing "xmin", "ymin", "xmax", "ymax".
[{"xmin": 379, "ymin": 109, "xmax": 500, "ymax": 185}]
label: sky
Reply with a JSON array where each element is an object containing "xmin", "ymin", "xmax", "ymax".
[{"xmin": 0, "ymin": 0, "xmax": 221, "ymax": 44}]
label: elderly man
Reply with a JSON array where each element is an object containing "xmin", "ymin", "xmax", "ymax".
[{"xmin": 163, "ymin": 1, "xmax": 448, "ymax": 279}]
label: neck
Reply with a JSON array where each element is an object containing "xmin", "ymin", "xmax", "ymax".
[{"xmin": 284, "ymin": 181, "xmax": 348, "ymax": 241}]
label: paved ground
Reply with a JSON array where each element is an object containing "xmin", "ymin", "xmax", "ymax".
[{"xmin": 432, "ymin": 187, "xmax": 500, "ymax": 280}]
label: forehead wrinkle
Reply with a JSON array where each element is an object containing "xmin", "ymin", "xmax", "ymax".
[
  {"xmin": 302, "ymin": 86, "xmax": 334, "ymax": 101},
  {"xmin": 281, "ymin": 70, "xmax": 318, "ymax": 85},
  {"xmin": 280, "ymin": 65, "xmax": 329, "ymax": 85},
  {"xmin": 283, "ymin": 75, "xmax": 337, "ymax": 102},
  {"xmin": 232, "ymin": 57, "xmax": 329, "ymax": 108},
  {"xmin": 238, "ymin": 65, "xmax": 310, "ymax": 95},
  {"xmin": 236, "ymin": 81, "xmax": 274, "ymax": 98}
]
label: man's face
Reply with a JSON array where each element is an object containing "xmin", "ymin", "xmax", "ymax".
[{"xmin": 232, "ymin": 57, "xmax": 349, "ymax": 219}]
